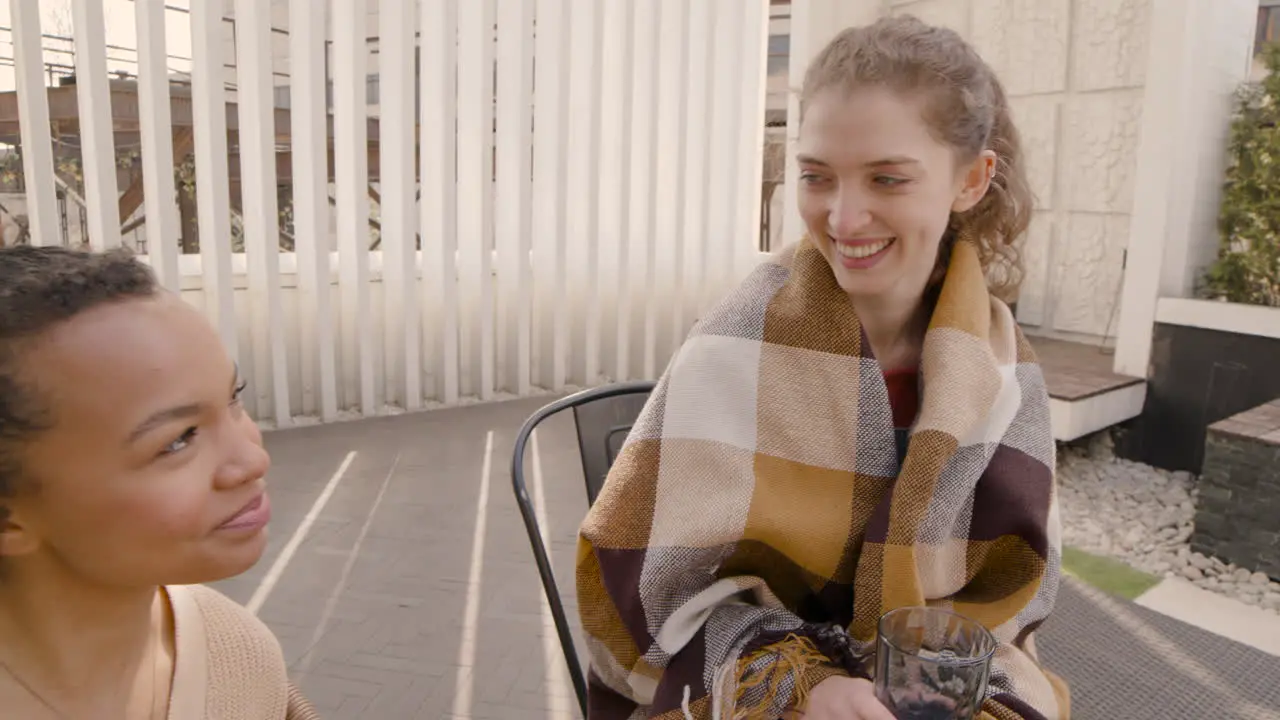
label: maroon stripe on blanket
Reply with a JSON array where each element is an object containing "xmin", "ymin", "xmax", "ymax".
[
  {"xmin": 967, "ymin": 443, "xmax": 1052, "ymax": 556},
  {"xmin": 650, "ymin": 623, "xmax": 711, "ymax": 714},
  {"xmin": 587, "ymin": 670, "xmax": 641, "ymax": 718},
  {"xmin": 594, "ymin": 547, "xmax": 660, "ymax": 655}
]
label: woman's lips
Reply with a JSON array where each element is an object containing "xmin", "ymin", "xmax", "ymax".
[
  {"xmin": 217, "ymin": 493, "xmax": 271, "ymax": 531},
  {"xmin": 833, "ymin": 236, "xmax": 896, "ymax": 269}
]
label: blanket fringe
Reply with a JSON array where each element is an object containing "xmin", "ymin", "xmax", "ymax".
[{"xmin": 712, "ymin": 633, "xmax": 829, "ymax": 720}]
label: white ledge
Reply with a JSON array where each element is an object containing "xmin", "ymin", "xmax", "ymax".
[{"xmin": 1155, "ymin": 297, "xmax": 1280, "ymax": 341}]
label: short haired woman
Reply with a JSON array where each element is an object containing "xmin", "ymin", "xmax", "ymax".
[{"xmin": 0, "ymin": 246, "xmax": 317, "ymax": 719}]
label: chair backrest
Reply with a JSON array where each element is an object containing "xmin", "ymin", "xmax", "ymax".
[
  {"xmin": 509, "ymin": 380, "xmax": 657, "ymax": 717},
  {"xmin": 571, "ymin": 390, "xmax": 652, "ymax": 506}
]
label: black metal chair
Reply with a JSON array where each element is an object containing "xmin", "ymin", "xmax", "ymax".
[{"xmin": 510, "ymin": 380, "xmax": 658, "ymax": 717}]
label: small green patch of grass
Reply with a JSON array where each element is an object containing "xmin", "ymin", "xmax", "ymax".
[{"xmin": 1061, "ymin": 546, "xmax": 1161, "ymax": 600}]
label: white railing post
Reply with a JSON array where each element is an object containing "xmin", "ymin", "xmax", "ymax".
[
  {"xmin": 457, "ymin": 0, "xmax": 497, "ymax": 400},
  {"xmin": 609, "ymin": 0, "xmax": 637, "ymax": 383},
  {"xmin": 234, "ymin": 0, "xmax": 291, "ymax": 427},
  {"xmin": 495, "ymin": 0, "xmax": 535, "ymax": 396},
  {"xmin": 781, "ymin": 0, "xmax": 811, "ymax": 251},
  {"xmin": 736, "ymin": 0, "xmax": 770, "ymax": 282},
  {"xmin": 658, "ymin": 0, "xmax": 692, "ymax": 355},
  {"xmin": 71, "ymin": 0, "xmax": 122, "ymax": 250},
  {"xmin": 705, "ymin": 0, "xmax": 743, "ymax": 307},
  {"xmin": 289, "ymin": 0, "xmax": 339, "ymax": 421},
  {"xmin": 565, "ymin": 0, "xmax": 603, "ymax": 386},
  {"xmin": 190, "ymin": 0, "xmax": 238, "ymax": 356},
  {"xmin": 635, "ymin": 1, "xmax": 661, "ymax": 379},
  {"xmin": 421, "ymin": 0, "xmax": 461, "ymax": 404},
  {"xmin": 531, "ymin": 0, "xmax": 570, "ymax": 392},
  {"xmin": 685, "ymin": 0, "xmax": 714, "ymax": 323},
  {"xmin": 134, "ymin": 0, "xmax": 181, "ymax": 289},
  {"xmin": 331, "ymin": 0, "xmax": 377, "ymax": 414},
  {"xmin": 10, "ymin": 0, "xmax": 59, "ymax": 248},
  {"xmin": 380, "ymin": 0, "xmax": 422, "ymax": 410}
]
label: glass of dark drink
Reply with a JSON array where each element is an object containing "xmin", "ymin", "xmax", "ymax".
[{"xmin": 873, "ymin": 606, "xmax": 996, "ymax": 720}]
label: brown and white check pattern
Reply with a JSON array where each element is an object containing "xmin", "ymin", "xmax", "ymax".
[{"xmin": 577, "ymin": 239, "xmax": 1068, "ymax": 719}]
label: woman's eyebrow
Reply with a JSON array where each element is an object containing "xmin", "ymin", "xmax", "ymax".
[
  {"xmin": 127, "ymin": 403, "xmax": 202, "ymax": 445},
  {"xmin": 795, "ymin": 154, "xmax": 922, "ymax": 168},
  {"xmin": 866, "ymin": 156, "xmax": 921, "ymax": 167}
]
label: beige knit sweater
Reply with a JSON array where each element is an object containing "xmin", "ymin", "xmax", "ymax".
[{"xmin": 166, "ymin": 584, "xmax": 319, "ymax": 719}]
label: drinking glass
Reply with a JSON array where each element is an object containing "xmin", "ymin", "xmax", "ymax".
[{"xmin": 873, "ymin": 606, "xmax": 997, "ymax": 720}]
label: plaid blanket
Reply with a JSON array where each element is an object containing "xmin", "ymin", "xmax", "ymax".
[{"xmin": 576, "ymin": 238, "xmax": 1069, "ymax": 719}]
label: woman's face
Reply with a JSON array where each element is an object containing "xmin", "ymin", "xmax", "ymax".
[
  {"xmin": 1, "ymin": 292, "xmax": 271, "ymax": 588},
  {"xmin": 796, "ymin": 85, "xmax": 993, "ymax": 303}
]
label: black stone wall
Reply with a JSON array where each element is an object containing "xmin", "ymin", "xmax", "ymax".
[
  {"xmin": 1114, "ymin": 322, "xmax": 1280, "ymax": 473},
  {"xmin": 1192, "ymin": 427, "xmax": 1280, "ymax": 580}
]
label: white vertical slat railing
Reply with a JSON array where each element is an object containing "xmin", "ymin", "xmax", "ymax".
[
  {"xmin": 70, "ymin": 0, "xmax": 122, "ymax": 251},
  {"xmin": 21, "ymin": 0, "xmax": 770, "ymax": 424},
  {"xmin": 189, "ymin": 0, "xmax": 238, "ymax": 355},
  {"xmin": 234, "ymin": 0, "xmax": 291, "ymax": 427},
  {"xmin": 10, "ymin": 0, "xmax": 59, "ymax": 248},
  {"xmin": 331, "ymin": 0, "xmax": 376, "ymax": 415},
  {"xmin": 379, "ymin": 0, "xmax": 422, "ymax": 411},
  {"xmin": 421, "ymin": 0, "xmax": 462, "ymax": 405},
  {"xmin": 134, "ymin": 0, "xmax": 181, "ymax": 290},
  {"xmin": 289, "ymin": 0, "xmax": 339, "ymax": 422}
]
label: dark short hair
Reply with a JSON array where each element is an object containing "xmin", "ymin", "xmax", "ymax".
[{"xmin": 0, "ymin": 245, "xmax": 159, "ymax": 524}]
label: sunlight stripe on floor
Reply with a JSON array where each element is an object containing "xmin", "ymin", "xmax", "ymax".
[
  {"xmin": 292, "ymin": 453, "xmax": 402, "ymax": 677},
  {"xmin": 531, "ymin": 429, "xmax": 575, "ymax": 718},
  {"xmin": 247, "ymin": 450, "xmax": 357, "ymax": 615},
  {"xmin": 452, "ymin": 430, "xmax": 495, "ymax": 718}
]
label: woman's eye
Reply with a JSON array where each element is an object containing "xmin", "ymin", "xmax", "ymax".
[
  {"xmin": 162, "ymin": 427, "xmax": 198, "ymax": 456},
  {"xmin": 799, "ymin": 172, "xmax": 826, "ymax": 185},
  {"xmin": 873, "ymin": 175, "xmax": 907, "ymax": 187},
  {"xmin": 231, "ymin": 380, "xmax": 248, "ymax": 405}
]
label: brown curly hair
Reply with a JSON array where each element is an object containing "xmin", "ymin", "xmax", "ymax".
[{"xmin": 801, "ymin": 15, "xmax": 1033, "ymax": 302}]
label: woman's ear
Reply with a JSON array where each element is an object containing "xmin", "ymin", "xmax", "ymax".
[{"xmin": 951, "ymin": 150, "xmax": 996, "ymax": 213}]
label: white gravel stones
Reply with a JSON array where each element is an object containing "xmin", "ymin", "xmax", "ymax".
[{"xmin": 1057, "ymin": 432, "xmax": 1280, "ymax": 615}]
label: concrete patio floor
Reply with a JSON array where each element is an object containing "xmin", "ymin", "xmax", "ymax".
[
  {"xmin": 212, "ymin": 397, "xmax": 588, "ymax": 719},
  {"xmin": 211, "ymin": 396, "xmax": 1280, "ymax": 719}
]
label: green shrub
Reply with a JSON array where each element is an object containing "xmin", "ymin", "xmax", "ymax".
[{"xmin": 1202, "ymin": 43, "xmax": 1280, "ymax": 306}]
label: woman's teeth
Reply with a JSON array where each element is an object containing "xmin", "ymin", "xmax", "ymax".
[{"xmin": 836, "ymin": 238, "xmax": 894, "ymax": 259}]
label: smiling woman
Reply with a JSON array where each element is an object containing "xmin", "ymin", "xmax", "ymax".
[
  {"xmin": 0, "ymin": 246, "xmax": 317, "ymax": 719},
  {"xmin": 576, "ymin": 15, "xmax": 1064, "ymax": 720}
]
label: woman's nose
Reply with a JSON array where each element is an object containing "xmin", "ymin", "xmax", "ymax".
[
  {"xmin": 829, "ymin": 189, "xmax": 873, "ymax": 238},
  {"xmin": 213, "ymin": 423, "xmax": 272, "ymax": 490}
]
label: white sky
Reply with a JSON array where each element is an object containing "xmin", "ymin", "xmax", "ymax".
[{"xmin": 0, "ymin": 0, "xmax": 200, "ymax": 92}]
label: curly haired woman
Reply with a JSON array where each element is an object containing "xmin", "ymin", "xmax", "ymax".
[{"xmin": 578, "ymin": 15, "xmax": 1069, "ymax": 720}]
